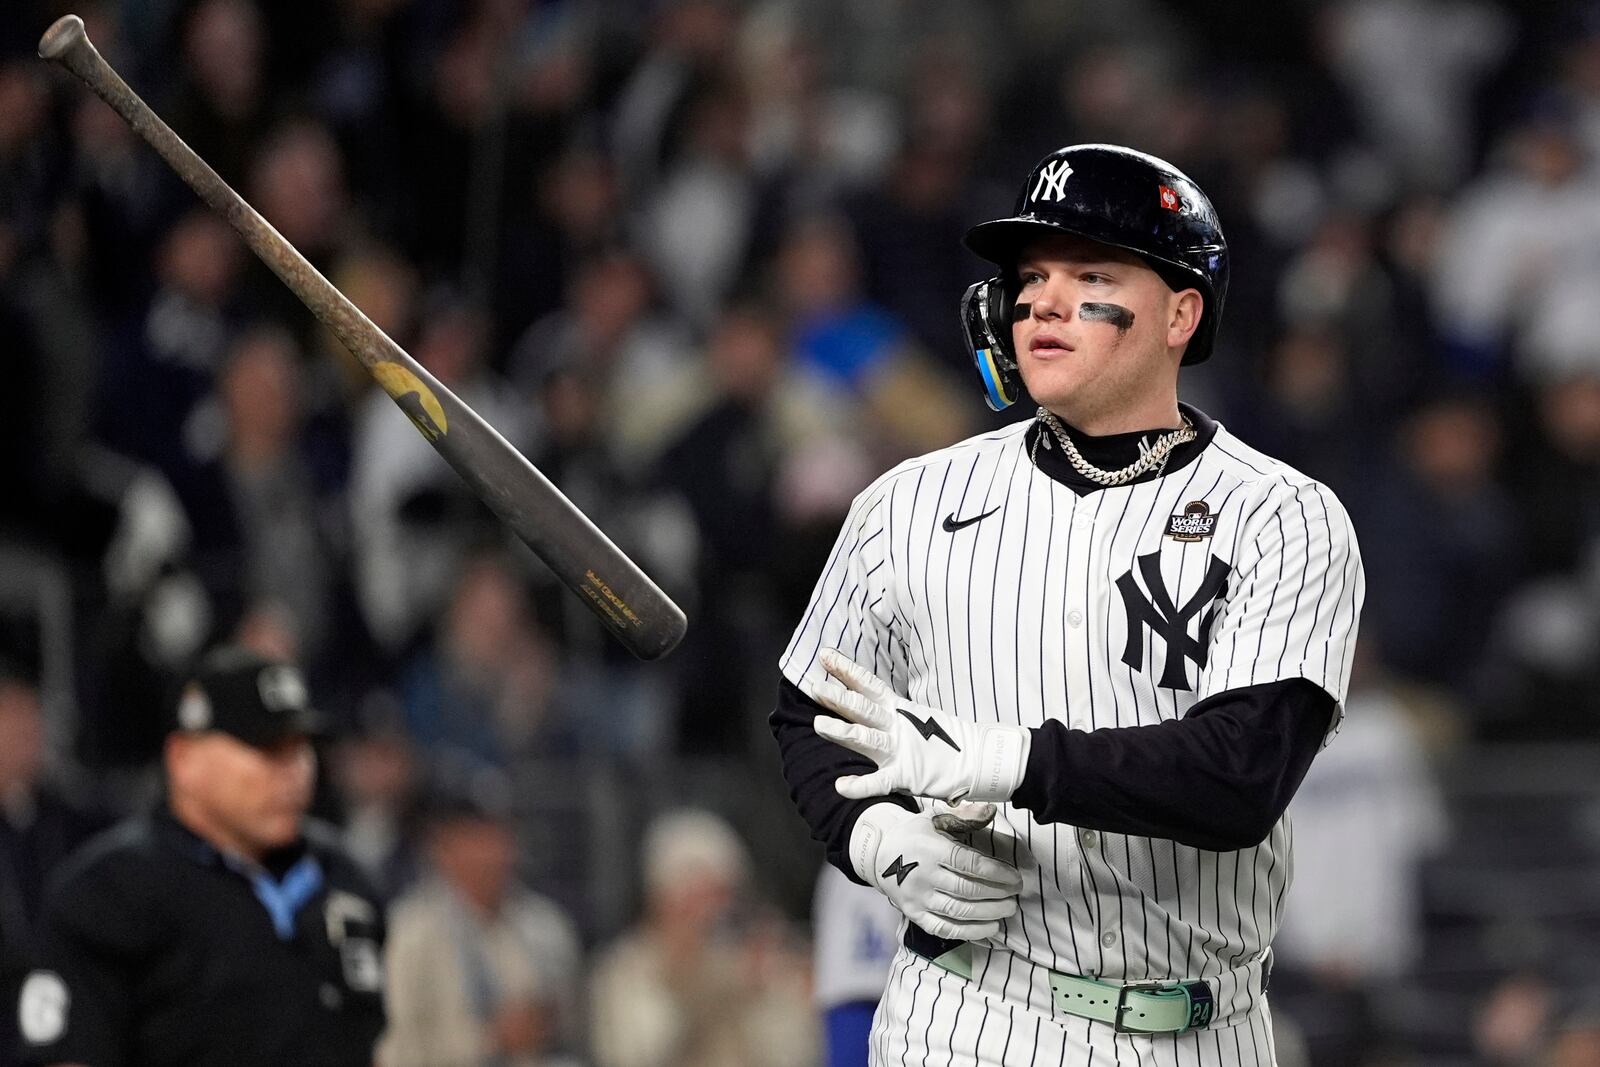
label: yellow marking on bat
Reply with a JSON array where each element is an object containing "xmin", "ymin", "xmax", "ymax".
[
  {"xmin": 580, "ymin": 586, "xmax": 626, "ymax": 629},
  {"xmin": 372, "ymin": 362, "xmax": 448, "ymax": 441},
  {"xmin": 585, "ymin": 570, "xmax": 642, "ymax": 626}
]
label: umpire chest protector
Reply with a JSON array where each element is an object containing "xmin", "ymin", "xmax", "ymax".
[{"xmin": 959, "ymin": 144, "xmax": 1230, "ymax": 410}]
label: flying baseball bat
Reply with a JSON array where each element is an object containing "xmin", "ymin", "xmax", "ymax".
[{"xmin": 39, "ymin": 14, "xmax": 686, "ymax": 660}]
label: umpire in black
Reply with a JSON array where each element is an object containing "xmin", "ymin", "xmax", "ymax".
[{"xmin": 15, "ymin": 646, "xmax": 386, "ymax": 1066}]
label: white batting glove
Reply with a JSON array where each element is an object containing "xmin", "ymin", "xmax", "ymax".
[
  {"xmin": 850, "ymin": 802, "xmax": 1022, "ymax": 942},
  {"xmin": 810, "ymin": 649, "xmax": 1031, "ymax": 804}
]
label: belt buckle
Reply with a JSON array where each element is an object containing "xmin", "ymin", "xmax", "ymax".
[{"xmin": 1112, "ymin": 980, "xmax": 1176, "ymax": 1034}]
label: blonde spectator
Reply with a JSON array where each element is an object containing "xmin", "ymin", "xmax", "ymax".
[{"xmin": 589, "ymin": 810, "xmax": 815, "ymax": 1067}]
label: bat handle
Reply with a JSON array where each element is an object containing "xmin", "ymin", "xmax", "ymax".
[{"xmin": 38, "ymin": 15, "xmax": 88, "ymax": 62}]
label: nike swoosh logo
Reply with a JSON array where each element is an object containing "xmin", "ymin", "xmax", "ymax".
[
  {"xmin": 898, "ymin": 709, "xmax": 961, "ymax": 751},
  {"xmin": 942, "ymin": 507, "xmax": 1000, "ymax": 533},
  {"xmin": 881, "ymin": 855, "xmax": 919, "ymax": 885}
]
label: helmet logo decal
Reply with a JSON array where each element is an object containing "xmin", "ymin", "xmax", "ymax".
[
  {"xmin": 1159, "ymin": 185, "xmax": 1181, "ymax": 211},
  {"xmin": 1029, "ymin": 159, "xmax": 1075, "ymax": 202}
]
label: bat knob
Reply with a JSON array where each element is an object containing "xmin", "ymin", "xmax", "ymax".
[{"xmin": 39, "ymin": 14, "xmax": 87, "ymax": 61}]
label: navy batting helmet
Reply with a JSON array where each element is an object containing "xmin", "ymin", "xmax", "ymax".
[{"xmin": 959, "ymin": 144, "xmax": 1229, "ymax": 411}]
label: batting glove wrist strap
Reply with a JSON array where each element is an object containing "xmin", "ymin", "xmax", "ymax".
[
  {"xmin": 850, "ymin": 803, "xmax": 1023, "ymax": 943},
  {"xmin": 969, "ymin": 723, "xmax": 1031, "ymax": 803},
  {"xmin": 849, "ymin": 802, "xmax": 915, "ymax": 884},
  {"xmin": 810, "ymin": 648, "xmax": 1031, "ymax": 804}
]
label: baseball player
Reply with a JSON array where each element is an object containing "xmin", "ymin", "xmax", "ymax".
[
  {"xmin": 813, "ymin": 862, "xmax": 903, "ymax": 1067},
  {"xmin": 772, "ymin": 144, "xmax": 1364, "ymax": 1065}
]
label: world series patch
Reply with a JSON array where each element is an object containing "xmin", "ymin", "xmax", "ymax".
[{"xmin": 1166, "ymin": 501, "xmax": 1216, "ymax": 542}]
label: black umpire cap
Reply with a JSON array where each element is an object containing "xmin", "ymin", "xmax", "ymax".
[{"xmin": 174, "ymin": 645, "xmax": 324, "ymax": 747}]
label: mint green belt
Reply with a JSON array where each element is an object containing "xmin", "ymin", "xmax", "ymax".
[{"xmin": 915, "ymin": 941, "xmax": 1216, "ymax": 1034}]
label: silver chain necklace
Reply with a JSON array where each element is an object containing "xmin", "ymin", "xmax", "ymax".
[{"xmin": 1034, "ymin": 407, "xmax": 1196, "ymax": 486}]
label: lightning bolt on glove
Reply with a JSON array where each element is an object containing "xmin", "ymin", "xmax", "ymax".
[
  {"xmin": 810, "ymin": 648, "xmax": 1031, "ymax": 804},
  {"xmin": 850, "ymin": 802, "xmax": 1022, "ymax": 942}
]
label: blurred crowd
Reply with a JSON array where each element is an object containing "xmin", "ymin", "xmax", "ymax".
[{"xmin": 3, "ymin": 0, "xmax": 1600, "ymax": 1063}]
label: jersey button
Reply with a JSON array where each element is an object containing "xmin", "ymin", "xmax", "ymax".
[
  {"xmin": 1101, "ymin": 931, "xmax": 1118, "ymax": 948},
  {"xmin": 1080, "ymin": 830, "xmax": 1097, "ymax": 849},
  {"xmin": 1066, "ymin": 610, "xmax": 1083, "ymax": 628},
  {"xmin": 1071, "ymin": 719, "xmax": 1086, "ymax": 731},
  {"xmin": 1072, "ymin": 513, "xmax": 1091, "ymax": 530},
  {"xmin": 320, "ymin": 983, "xmax": 343, "ymax": 1010}
]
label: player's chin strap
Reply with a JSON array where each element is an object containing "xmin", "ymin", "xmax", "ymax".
[
  {"xmin": 960, "ymin": 278, "xmax": 1020, "ymax": 412},
  {"xmin": 904, "ymin": 926, "xmax": 1216, "ymax": 1034}
]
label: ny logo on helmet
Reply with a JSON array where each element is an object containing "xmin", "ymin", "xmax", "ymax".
[{"xmin": 1029, "ymin": 160, "xmax": 1074, "ymax": 203}]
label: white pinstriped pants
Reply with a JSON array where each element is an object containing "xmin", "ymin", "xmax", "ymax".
[{"xmin": 869, "ymin": 946, "xmax": 1279, "ymax": 1067}]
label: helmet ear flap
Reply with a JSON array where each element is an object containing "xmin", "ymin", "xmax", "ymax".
[{"xmin": 960, "ymin": 277, "xmax": 1022, "ymax": 412}]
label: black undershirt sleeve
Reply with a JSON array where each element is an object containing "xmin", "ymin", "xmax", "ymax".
[
  {"xmin": 1011, "ymin": 677, "xmax": 1336, "ymax": 851},
  {"xmin": 771, "ymin": 677, "xmax": 917, "ymax": 884}
]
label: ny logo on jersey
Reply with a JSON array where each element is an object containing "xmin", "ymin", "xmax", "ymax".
[
  {"xmin": 1116, "ymin": 553, "xmax": 1230, "ymax": 690},
  {"xmin": 1029, "ymin": 159, "xmax": 1074, "ymax": 202}
]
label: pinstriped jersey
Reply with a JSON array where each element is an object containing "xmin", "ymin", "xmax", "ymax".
[{"xmin": 780, "ymin": 413, "xmax": 1364, "ymax": 1006}]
